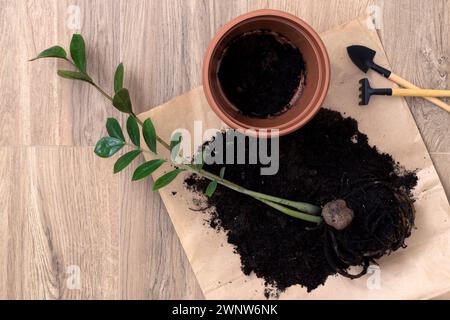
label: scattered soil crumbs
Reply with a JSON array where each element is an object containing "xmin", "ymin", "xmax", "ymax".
[
  {"xmin": 185, "ymin": 108, "xmax": 417, "ymax": 297},
  {"xmin": 218, "ymin": 30, "xmax": 306, "ymax": 117}
]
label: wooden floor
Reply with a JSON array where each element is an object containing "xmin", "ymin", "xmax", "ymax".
[{"xmin": 1, "ymin": 0, "xmax": 449, "ymax": 299}]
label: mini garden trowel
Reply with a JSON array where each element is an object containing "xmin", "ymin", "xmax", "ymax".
[
  {"xmin": 359, "ymin": 78, "xmax": 450, "ymax": 106},
  {"xmin": 348, "ymin": 45, "xmax": 450, "ymax": 112}
]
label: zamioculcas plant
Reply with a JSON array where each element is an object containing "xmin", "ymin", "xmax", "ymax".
[{"xmin": 31, "ymin": 34, "xmax": 356, "ymax": 230}]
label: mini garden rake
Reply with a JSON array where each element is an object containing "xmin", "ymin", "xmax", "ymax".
[{"xmin": 358, "ymin": 78, "xmax": 450, "ymax": 106}]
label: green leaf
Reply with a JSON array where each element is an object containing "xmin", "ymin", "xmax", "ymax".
[
  {"xmin": 114, "ymin": 150, "xmax": 142, "ymax": 174},
  {"xmin": 205, "ymin": 181, "xmax": 218, "ymax": 198},
  {"xmin": 205, "ymin": 167, "xmax": 225, "ymax": 198},
  {"xmin": 30, "ymin": 46, "xmax": 67, "ymax": 61},
  {"xmin": 170, "ymin": 132, "xmax": 183, "ymax": 160},
  {"xmin": 143, "ymin": 118, "xmax": 157, "ymax": 153},
  {"xmin": 57, "ymin": 70, "xmax": 92, "ymax": 83},
  {"xmin": 106, "ymin": 118, "xmax": 125, "ymax": 141},
  {"xmin": 170, "ymin": 132, "xmax": 182, "ymax": 150},
  {"xmin": 113, "ymin": 88, "xmax": 133, "ymax": 114},
  {"xmin": 127, "ymin": 115, "xmax": 140, "ymax": 147},
  {"xmin": 114, "ymin": 63, "xmax": 124, "ymax": 93},
  {"xmin": 220, "ymin": 167, "xmax": 226, "ymax": 179},
  {"xmin": 153, "ymin": 169, "xmax": 184, "ymax": 191},
  {"xmin": 132, "ymin": 159, "xmax": 166, "ymax": 181},
  {"xmin": 70, "ymin": 34, "xmax": 87, "ymax": 72},
  {"xmin": 94, "ymin": 137, "xmax": 125, "ymax": 158}
]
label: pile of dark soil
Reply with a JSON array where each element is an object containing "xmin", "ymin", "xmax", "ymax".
[
  {"xmin": 185, "ymin": 108, "xmax": 417, "ymax": 297},
  {"xmin": 218, "ymin": 30, "xmax": 306, "ymax": 117}
]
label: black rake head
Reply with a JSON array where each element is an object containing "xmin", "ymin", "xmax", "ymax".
[
  {"xmin": 358, "ymin": 78, "xmax": 392, "ymax": 106},
  {"xmin": 358, "ymin": 78, "xmax": 372, "ymax": 106}
]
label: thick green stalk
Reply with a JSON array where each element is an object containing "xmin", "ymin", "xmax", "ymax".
[
  {"xmin": 192, "ymin": 167, "xmax": 321, "ymax": 215},
  {"xmin": 131, "ymin": 144, "xmax": 322, "ymax": 221},
  {"xmin": 258, "ymin": 199, "xmax": 322, "ymax": 223}
]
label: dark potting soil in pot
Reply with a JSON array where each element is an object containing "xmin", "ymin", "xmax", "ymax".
[
  {"xmin": 218, "ymin": 30, "xmax": 306, "ymax": 117},
  {"xmin": 185, "ymin": 108, "xmax": 417, "ymax": 297}
]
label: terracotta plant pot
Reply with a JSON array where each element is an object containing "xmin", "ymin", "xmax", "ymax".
[{"xmin": 203, "ymin": 9, "xmax": 330, "ymax": 136}]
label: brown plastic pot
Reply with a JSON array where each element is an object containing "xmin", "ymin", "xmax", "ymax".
[{"xmin": 203, "ymin": 9, "xmax": 330, "ymax": 137}]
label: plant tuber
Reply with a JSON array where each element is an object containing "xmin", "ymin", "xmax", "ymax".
[{"xmin": 322, "ymin": 199, "xmax": 354, "ymax": 230}]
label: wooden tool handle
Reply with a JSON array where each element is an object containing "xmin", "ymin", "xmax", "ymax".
[
  {"xmin": 389, "ymin": 73, "xmax": 450, "ymax": 112},
  {"xmin": 392, "ymin": 88, "xmax": 450, "ymax": 97}
]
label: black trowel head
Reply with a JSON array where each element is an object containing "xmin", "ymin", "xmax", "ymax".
[{"xmin": 347, "ymin": 45, "xmax": 376, "ymax": 73}]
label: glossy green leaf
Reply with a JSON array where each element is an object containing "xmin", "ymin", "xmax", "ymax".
[
  {"xmin": 30, "ymin": 46, "xmax": 67, "ymax": 61},
  {"xmin": 70, "ymin": 34, "xmax": 87, "ymax": 72},
  {"xmin": 114, "ymin": 150, "xmax": 142, "ymax": 174},
  {"xmin": 132, "ymin": 159, "xmax": 165, "ymax": 181},
  {"xmin": 114, "ymin": 63, "xmax": 124, "ymax": 93},
  {"xmin": 170, "ymin": 132, "xmax": 183, "ymax": 160},
  {"xmin": 170, "ymin": 132, "xmax": 182, "ymax": 150},
  {"xmin": 127, "ymin": 115, "xmax": 140, "ymax": 147},
  {"xmin": 106, "ymin": 118, "xmax": 125, "ymax": 141},
  {"xmin": 57, "ymin": 70, "xmax": 92, "ymax": 83},
  {"xmin": 153, "ymin": 169, "xmax": 183, "ymax": 191},
  {"xmin": 113, "ymin": 88, "xmax": 133, "ymax": 114},
  {"xmin": 94, "ymin": 137, "xmax": 125, "ymax": 158},
  {"xmin": 219, "ymin": 167, "xmax": 226, "ymax": 179},
  {"xmin": 205, "ymin": 181, "xmax": 218, "ymax": 198},
  {"xmin": 205, "ymin": 167, "xmax": 225, "ymax": 198},
  {"xmin": 143, "ymin": 118, "xmax": 157, "ymax": 153}
]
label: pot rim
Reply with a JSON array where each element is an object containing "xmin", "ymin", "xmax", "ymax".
[{"xmin": 203, "ymin": 9, "xmax": 331, "ymax": 137}]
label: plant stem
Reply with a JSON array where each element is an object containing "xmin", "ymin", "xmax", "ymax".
[
  {"xmin": 86, "ymin": 70, "xmax": 322, "ymax": 223},
  {"xmin": 93, "ymin": 83, "xmax": 113, "ymax": 102},
  {"xmin": 258, "ymin": 199, "xmax": 322, "ymax": 223},
  {"xmin": 130, "ymin": 142, "xmax": 321, "ymax": 220},
  {"xmin": 194, "ymin": 167, "xmax": 321, "ymax": 215}
]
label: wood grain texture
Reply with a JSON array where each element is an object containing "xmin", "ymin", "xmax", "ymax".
[
  {"xmin": 0, "ymin": 0, "xmax": 448, "ymax": 300},
  {"xmin": 56, "ymin": 0, "xmax": 122, "ymax": 146},
  {"xmin": 431, "ymin": 153, "xmax": 450, "ymax": 200},
  {"xmin": 379, "ymin": 0, "xmax": 450, "ymax": 152},
  {"xmin": 1, "ymin": 147, "xmax": 119, "ymax": 299}
]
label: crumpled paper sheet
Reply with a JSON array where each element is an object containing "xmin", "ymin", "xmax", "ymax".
[{"xmin": 138, "ymin": 17, "xmax": 450, "ymax": 299}]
